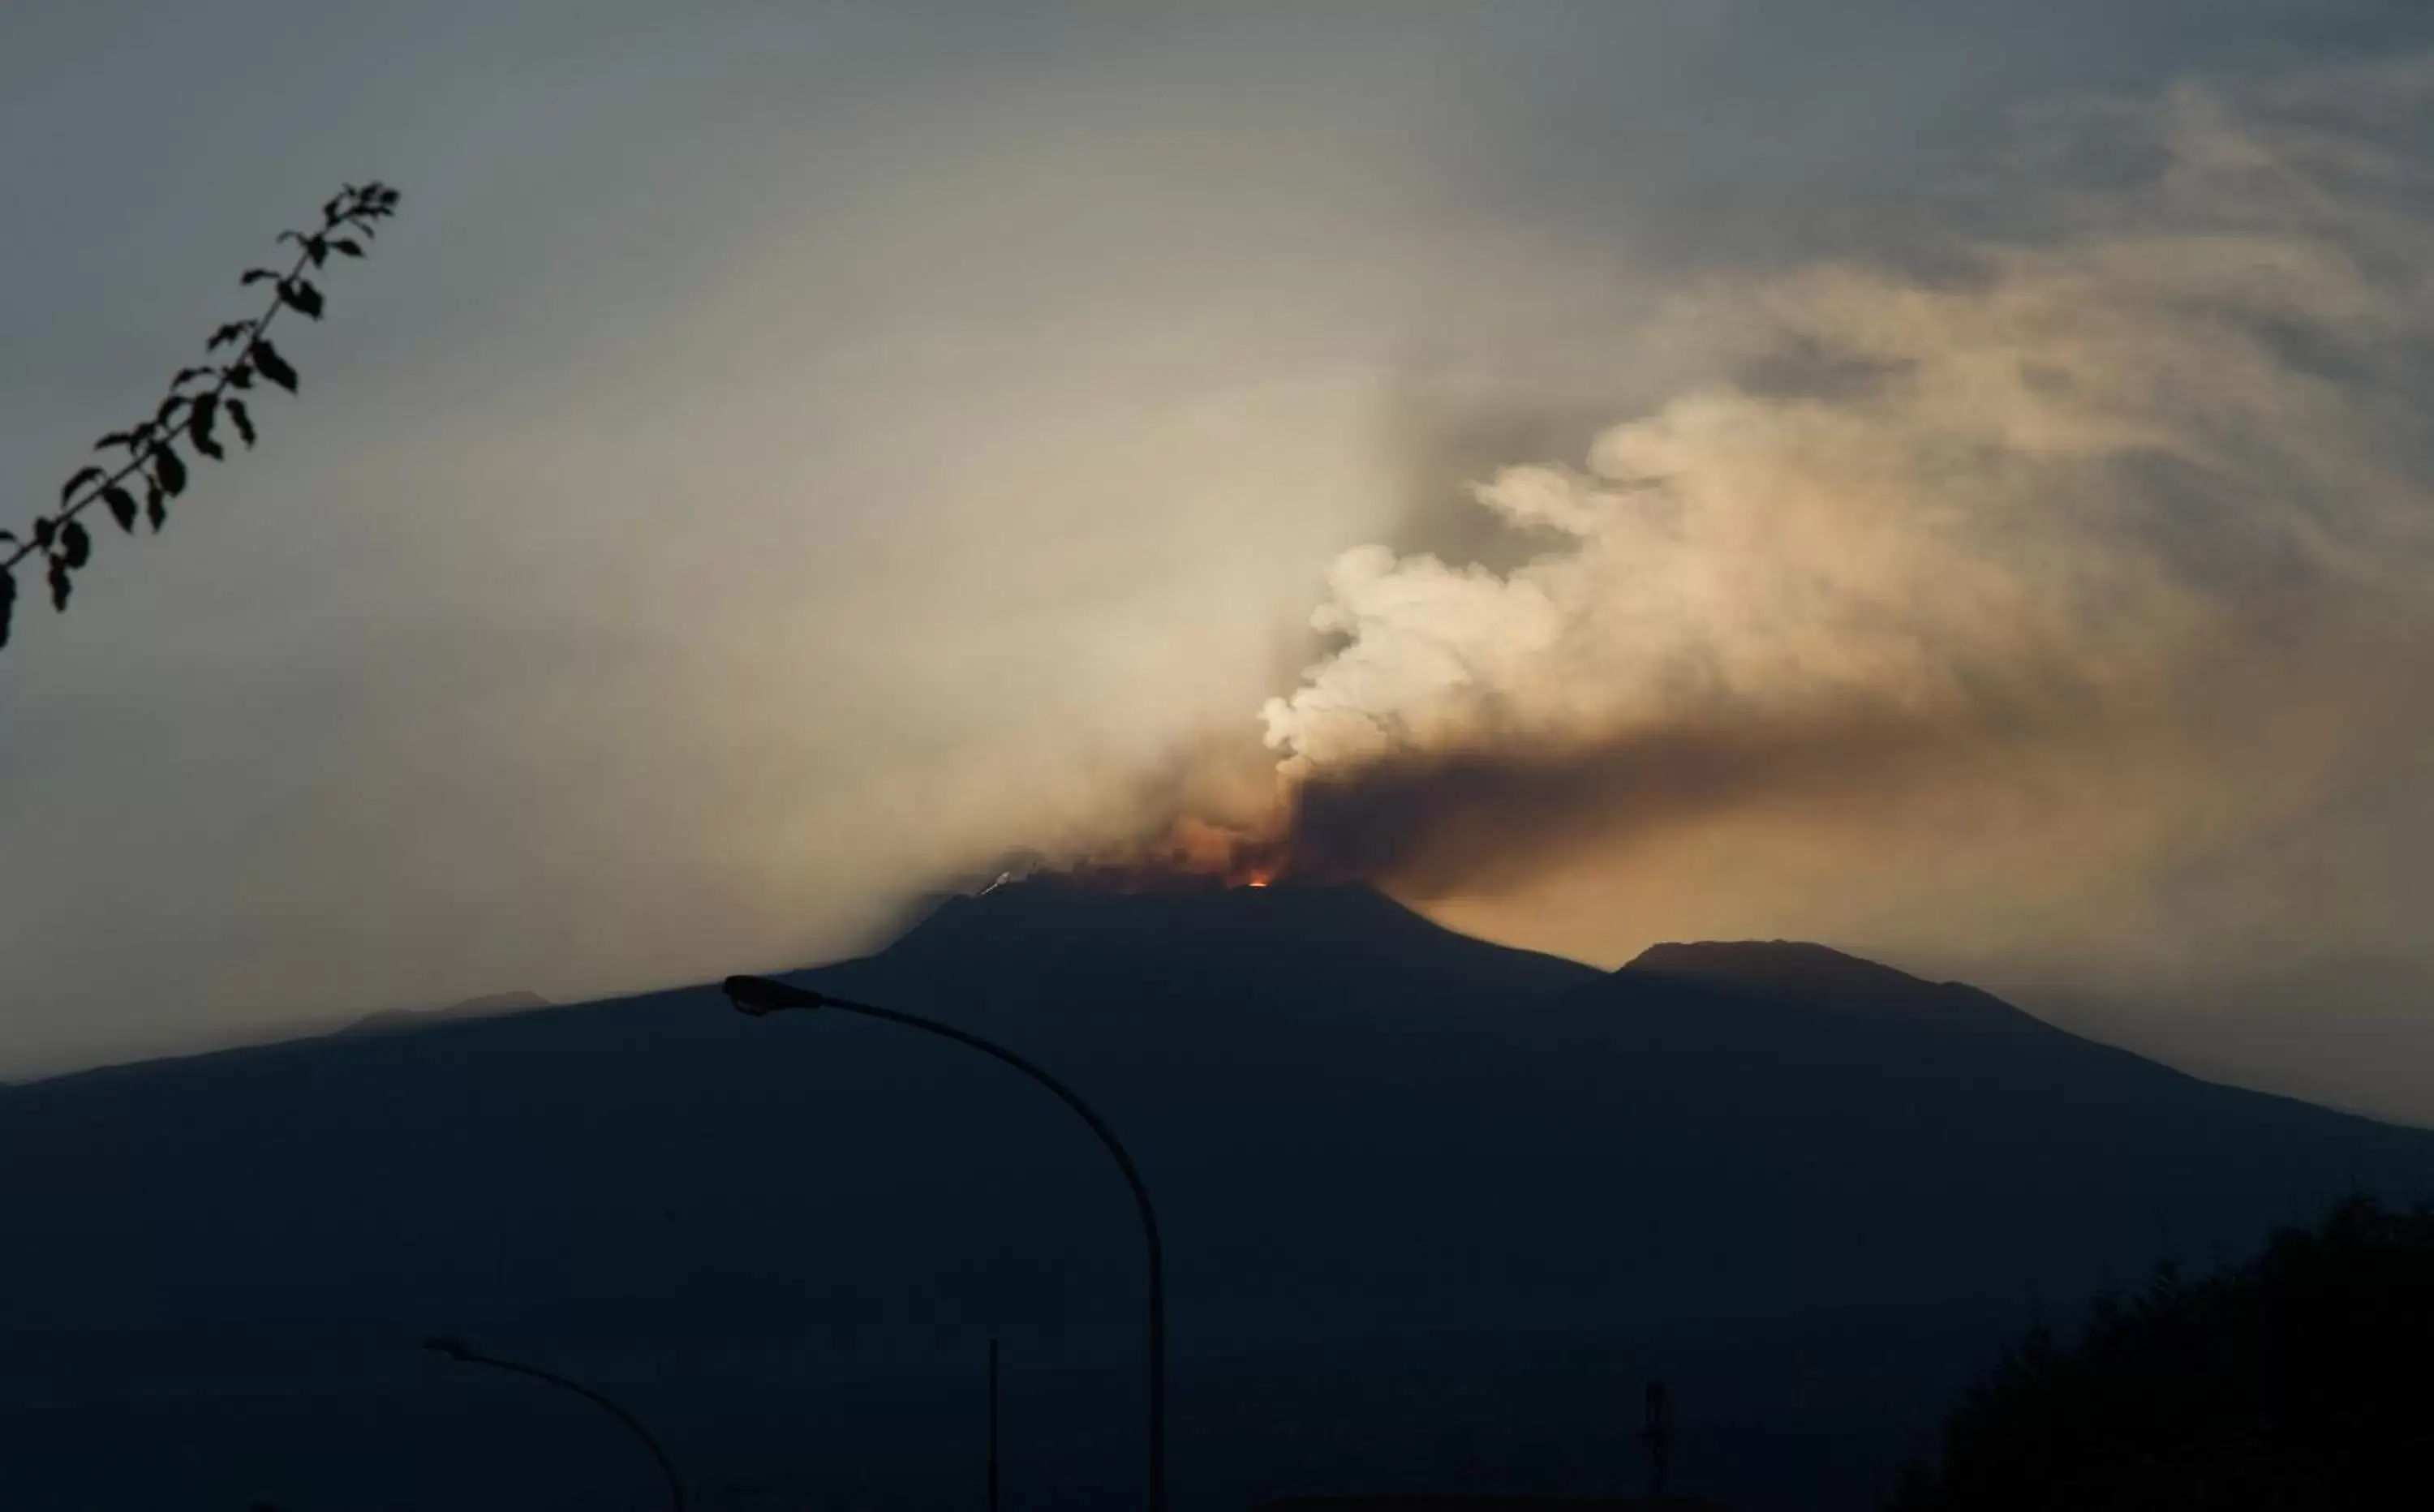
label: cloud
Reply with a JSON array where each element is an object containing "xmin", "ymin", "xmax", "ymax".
[{"xmin": 1255, "ymin": 54, "xmax": 2434, "ymax": 982}]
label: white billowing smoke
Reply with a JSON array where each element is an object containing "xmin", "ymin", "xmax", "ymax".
[{"xmin": 1257, "ymin": 57, "xmax": 2434, "ymax": 974}]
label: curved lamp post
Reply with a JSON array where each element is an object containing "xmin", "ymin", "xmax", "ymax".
[
  {"xmin": 721, "ymin": 973, "xmax": 1167, "ymax": 1512},
  {"xmin": 423, "ymin": 1334, "xmax": 688, "ymax": 1512}
]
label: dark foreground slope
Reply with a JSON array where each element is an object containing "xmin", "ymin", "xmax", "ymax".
[
  {"xmin": 1890, "ymin": 1197, "xmax": 2434, "ymax": 1512},
  {"xmin": 0, "ymin": 882, "xmax": 2423, "ymax": 1511}
]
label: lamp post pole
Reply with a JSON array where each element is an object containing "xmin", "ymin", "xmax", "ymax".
[
  {"xmin": 423, "ymin": 1335, "xmax": 687, "ymax": 1512},
  {"xmin": 721, "ymin": 974, "xmax": 1167, "ymax": 1512}
]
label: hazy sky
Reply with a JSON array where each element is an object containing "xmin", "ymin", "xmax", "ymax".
[{"xmin": 5, "ymin": 2, "xmax": 2432, "ymax": 1121}]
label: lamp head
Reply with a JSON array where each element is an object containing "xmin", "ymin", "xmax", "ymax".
[
  {"xmin": 423, "ymin": 1334, "xmax": 476, "ymax": 1362},
  {"xmin": 722, "ymin": 974, "xmax": 827, "ymax": 1018}
]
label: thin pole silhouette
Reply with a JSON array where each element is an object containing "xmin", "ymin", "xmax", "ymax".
[
  {"xmin": 1643, "ymin": 1379, "xmax": 1670, "ymax": 1501},
  {"xmin": 989, "ymin": 1336, "xmax": 1002, "ymax": 1512},
  {"xmin": 722, "ymin": 974, "xmax": 1166, "ymax": 1512},
  {"xmin": 424, "ymin": 1335, "xmax": 687, "ymax": 1512}
]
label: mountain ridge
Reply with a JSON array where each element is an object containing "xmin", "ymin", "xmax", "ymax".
[
  {"xmin": 1, "ymin": 878, "xmax": 2426, "ymax": 1510},
  {"xmin": 333, "ymin": 989, "xmax": 553, "ymax": 1037},
  {"xmin": 1623, "ymin": 939, "xmax": 2083, "ymax": 1043}
]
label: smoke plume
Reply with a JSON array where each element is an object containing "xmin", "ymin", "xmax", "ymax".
[{"xmin": 1246, "ymin": 55, "xmax": 2434, "ymax": 978}]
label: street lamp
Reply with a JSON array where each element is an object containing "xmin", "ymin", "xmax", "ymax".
[
  {"xmin": 423, "ymin": 1334, "xmax": 688, "ymax": 1512},
  {"xmin": 720, "ymin": 973, "xmax": 1168, "ymax": 1512}
]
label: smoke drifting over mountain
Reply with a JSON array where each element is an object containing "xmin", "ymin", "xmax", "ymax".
[
  {"xmin": 1235, "ymin": 57, "xmax": 2434, "ymax": 978},
  {"xmin": 16, "ymin": 6, "xmax": 2434, "ymax": 1106}
]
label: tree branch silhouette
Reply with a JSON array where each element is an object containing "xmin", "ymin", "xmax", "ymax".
[{"xmin": 0, "ymin": 181, "xmax": 402, "ymax": 651}]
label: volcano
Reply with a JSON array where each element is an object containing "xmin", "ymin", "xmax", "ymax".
[{"xmin": 0, "ymin": 880, "xmax": 2424, "ymax": 1511}]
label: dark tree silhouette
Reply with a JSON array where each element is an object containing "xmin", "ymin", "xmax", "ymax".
[
  {"xmin": 2, "ymin": 182, "xmax": 402, "ymax": 651},
  {"xmin": 1890, "ymin": 1196, "xmax": 2434, "ymax": 1511}
]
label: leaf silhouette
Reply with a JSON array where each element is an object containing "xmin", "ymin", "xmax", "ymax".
[
  {"xmin": 279, "ymin": 279, "xmax": 325, "ymax": 320},
  {"xmin": 6, "ymin": 178, "xmax": 396, "ymax": 655},
  {"xmin": 189, "ymin": 394, "xmax": 225, "ymax": 460},
  {"xmin": 250, "ymin": 339, "xmax": 299, "ymax": 393}
]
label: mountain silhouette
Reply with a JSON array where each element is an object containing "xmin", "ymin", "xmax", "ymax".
[
  {"xmin": 332, "ymin": 989, "xmax": 553, "ymax": 1037},
  {"xmin": 0, "ymin": 881, "xmax": 2423, "ymax": 1511}
]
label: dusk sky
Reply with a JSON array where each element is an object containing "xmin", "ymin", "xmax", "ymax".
[{"xmin": 5, "ymin": 2, "xmax": 2432, "ymax": 1122}]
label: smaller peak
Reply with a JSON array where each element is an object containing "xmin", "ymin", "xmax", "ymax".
[
  {"xmin": 1623, "ymin": 940, "xmax": 2042, "ymax": 1036},
  {"xmin": 1628, "ymin": 939, "xmax": 1912, "ymax": 990}
]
